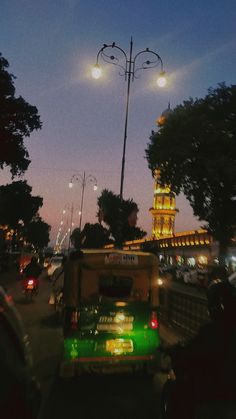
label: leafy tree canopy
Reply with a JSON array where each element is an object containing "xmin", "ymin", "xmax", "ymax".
[
  {"xmin": 0, "ymin": 53, "xmax": 42, "ymax": 176},
  {"xmin": 146, "ymin": 83, "xmax": 236, "ymax": 260},
  {"xmin": 0, "ymin": 180, "xmax": 43, "ymax": 229},
  {"xmin": 97, "ymin": 189, "xmax": 146, "ymax": 245},
  {"xmin": 25, "ymin": 216, "xmax": 51, "ymax": 250},
  {"xmin": 70, "ymin": 228, "xmax": 81, "ymax": 250},
  {"xmin": 71, "ymin": 223, "xmax": 111, "ymax": 249}
]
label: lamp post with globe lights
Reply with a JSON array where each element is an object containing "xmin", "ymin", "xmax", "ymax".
[
  {"xmin": 69, "ymin": 171, "xmax": 98, "ymax": 232},
  {"xmin": 92, "ymin": 37, "xmax": 167, "ymax": 198}
]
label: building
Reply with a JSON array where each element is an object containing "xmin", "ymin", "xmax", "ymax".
[
  {"xmin": 149, "ymin": 168, "xmax": 178, "ymax": 238},
  {"xmin": 110, "ymin": 105, "xmax": 236, "ymax": 271}
]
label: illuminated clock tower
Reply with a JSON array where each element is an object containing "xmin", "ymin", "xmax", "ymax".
[{"xmin": 149, "ymin": 104, "xmax": 178, "ymax": 238}]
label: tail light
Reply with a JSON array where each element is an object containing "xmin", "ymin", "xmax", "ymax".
[
  {"xmin": 149, "ymin": 310, "xmax": 159, "ymax": 329},
  {"xmin": 5, "ymin": 294, "xmax": 13, "ymax": 304},
  {"xmin": 71, "ymin": 310, "xmax": 79, "ymax": 330},
  {"xmin": 28, "ymin": 279, "xmax": 34, "ymax": 285}
]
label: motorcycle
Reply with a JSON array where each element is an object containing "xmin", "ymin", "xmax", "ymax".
[{"xmin": 23, "ymin": 277, "xmax": 39, "ymax": 302}]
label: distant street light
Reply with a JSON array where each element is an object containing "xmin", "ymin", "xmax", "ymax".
[
  {"xmin": 69, "ymin": 171, "xmax": 98, "ymax": 231},
  {"xmin": 92, "ymin": 37, "xmax": 166, "ymax": 198}
]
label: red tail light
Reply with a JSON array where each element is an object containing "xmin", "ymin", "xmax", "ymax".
[
  {"xmin": 149, "ymin": 311, "xmax": 159, "ymax": 329},
  {"xmin": 6, "ymin": 294, "xmax": 13, "ymax": 304},
  {"xmin": 71, "ymin": 310, "xmax": 79, "ymax": 330},
  {"xmin": 28, "ymin": 279, "xmax": 34, "ymax": 285}
]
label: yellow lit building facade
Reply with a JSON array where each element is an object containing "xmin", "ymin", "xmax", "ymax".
[
  {"xmin": 149, "ymin": 169, "xmax": 178, "ymax": 238},
  {"xmin": 149, "ymin": 105, "xmax": 178, "ymax": 239}
]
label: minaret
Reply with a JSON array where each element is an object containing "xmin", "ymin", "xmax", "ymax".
[{"xmin": 149, "ymin": 104, "xmax": 178, "ymax": 238}]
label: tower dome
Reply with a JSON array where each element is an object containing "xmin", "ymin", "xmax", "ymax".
[{"xmin": 156, "ymin": 102, "xmax": 172, "ymax": 127}]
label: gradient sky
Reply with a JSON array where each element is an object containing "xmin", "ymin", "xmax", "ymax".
[{"xmin": 1, "ymin": 0, "xmax": 236, "ymax": 246}]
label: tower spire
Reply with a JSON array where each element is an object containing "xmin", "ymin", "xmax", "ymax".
[{"xmin": 150, "ymin": 105, "xmax": 178, "ymax": 238}]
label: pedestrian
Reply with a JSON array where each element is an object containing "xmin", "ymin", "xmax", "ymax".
[{"xmin": 49, "ymin": 255, "xmax": 67, "ymax": 305}]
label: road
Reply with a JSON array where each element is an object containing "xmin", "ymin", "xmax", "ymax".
[{"xmin": 4, "ymin": 271, "xmax": 169, "ymax": 419}]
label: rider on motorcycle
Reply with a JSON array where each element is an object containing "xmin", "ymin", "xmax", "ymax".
[
  {"xmin": 162, "ymin": 265, "xmax": 236, "ymax": 418},
  {"xmin": 22, "ymin": 256, "xmax": 42, "ymax": 290}
]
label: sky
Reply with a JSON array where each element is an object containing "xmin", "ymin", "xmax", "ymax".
[{"xmin": 1, "ymin": 0, "xmax": 236, "ymax": 246}]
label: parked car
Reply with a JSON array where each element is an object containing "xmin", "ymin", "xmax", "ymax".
[
  {"xmin": 159, "ymin": 264, "xmax": 177, "ymax": 276},
  {"xmin": 183, "ymin": 268, "xmax": 198, "ymax": 284},
  {"xmin": 176, "ymin": 266, "xmax": 189, "ymax": 281},
  {"xmin": 196, "ymin": 266, "xmax": 208, "ymax": 287},
  {"xmin": 176, "ymin": 266, "xmax": 198, "ymax": 285},
  {"xmin": 47, "ymin": 255, "xmax": 63, "ymax": 277}
]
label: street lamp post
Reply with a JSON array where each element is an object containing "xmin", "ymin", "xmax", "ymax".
[
  {"xmin": 92, "ymin": 37, "xmax": 166, "ymax": 198},
  {"xmin": 69, "ymin": 171, "xmax": 98, "ymax": 231},
  {"xmin": 67, "ymin": 202, "xmax": 74, "ymax": 252}
]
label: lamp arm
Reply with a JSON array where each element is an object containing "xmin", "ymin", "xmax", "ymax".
[
  {"xmin": 70, "ymin": 174, "xmax": 84, "ymax": 187},
  {"xmin": 96, "ymin": 43, "xmax": 128, "ymax": 77},
  {"xmin": 86, "ymin": 174, "xmax": 98, "ymax": 185},
  {"xmin": 133, "ymin": 49, "xmax": 163, "ymax": 79}
]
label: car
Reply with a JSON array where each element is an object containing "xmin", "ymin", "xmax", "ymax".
[
  {"xmin": 183, "ymin": 268, "xmax": 198, "ymax": 284},
  {"xmin": 176, "ymin": 266, "xmax": 189, "ymax": 280},
  {"xmin": 176, "ymin": 265, "xmax": 198, "ymax": 284},
  {"xmin": 47, "ymin": 255, "xmax": 63, "ymax": 277},
  {"xmin": 159, "ymin": 264, "xmax": 176, "ymax": 274},
  {"xmin": 196, "ymin": 266, "xmax": 208, "ymax": 287}
]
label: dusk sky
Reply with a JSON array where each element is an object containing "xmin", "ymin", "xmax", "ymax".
[{"xmin": 1, "ymin": 0, "xmax": 236, "ymax": 246}]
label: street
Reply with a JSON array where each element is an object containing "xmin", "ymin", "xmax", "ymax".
[{"xmin": 5, "ymin": 271, "xmax": 168, "ymax": 419}]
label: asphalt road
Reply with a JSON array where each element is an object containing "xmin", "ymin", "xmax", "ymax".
[
  {"xmin": 5, "ymin": 271, "xmax": 168, "ymax": 419},
  {"xmin": 3, "ymin": 269, "xmax": 236, "ymax": 419}
]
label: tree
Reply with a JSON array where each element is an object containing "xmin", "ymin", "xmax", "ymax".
[
  {"xmin": 146, "ymin": 83, "xmax": 236, "ymax": 264},
  {"xmin": 71, "ymin": 223, "xmax": 110, "ymax": 249},
  {"xmin": 0, "ymin": 53, "xmax": 42, "ymax": 176},
  {"xmin": 70, "ymin": 228, "xmax": 82, "ymax": 250},
  {"xmin": 97, "ymin": 189, "xmax": 146, "ymax": 245},
  {"xmin": 25, "ymin": 216, "xmax": 51, "ymax": 250},
  {"xmin": 0, "ymin": 181, "xmax": 44, "ymax": 247}
]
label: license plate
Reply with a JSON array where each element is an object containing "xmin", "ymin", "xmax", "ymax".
[
  {"xmin": 27, "ymin": 285, "xmax": 34, "ymax": 289},
  {"xmin": 106, "ymin": 339, "xmax": 133, "ymax": 355},
  {"xmin": 97, "ymin": 323, "xmax": 133, "ymax": 331}
]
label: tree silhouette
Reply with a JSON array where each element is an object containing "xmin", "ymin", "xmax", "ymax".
[
  {"xmin": 25, "ymin": 216, "xmax": 51, "ymax": 250},
  {"xmin": 0, "ymin": 53, "xmax": 42, "ymax": 176},
  {"xmin": 0, "ymin": 181, "xmax": 45, "ymax": 248},
  {"xmin": 97, "ymin": 189, "xmax": 146, "ymax": 246},
  {"xmin": 71, "ymin": 223, "xmax": 111, "ymax": 249},
  {"xmin": 146, "ymin": 83, "xmax": 236, "ymax": 264}
]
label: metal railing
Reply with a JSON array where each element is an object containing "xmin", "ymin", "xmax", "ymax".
[{"xmin": 159, "ymin": 281, "xmax": 209, "ymax": 338}]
